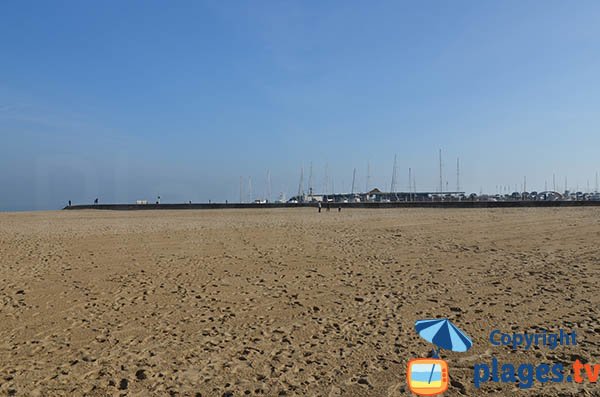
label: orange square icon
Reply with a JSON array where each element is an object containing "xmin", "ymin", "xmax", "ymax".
[{"xmin": 407, "ymin": 358, "xmax": 449, "ymax": 396}]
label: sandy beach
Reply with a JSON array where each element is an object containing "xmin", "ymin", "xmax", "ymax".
[{"xmin": 0, "ymin": 208, "xmax": 599, "ymax": 396}]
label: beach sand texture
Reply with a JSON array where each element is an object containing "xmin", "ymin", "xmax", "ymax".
[{"xmin": 0, "ymin": 208, "xmax": 599, "ymax": 396}]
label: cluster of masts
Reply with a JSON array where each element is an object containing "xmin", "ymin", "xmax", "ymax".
[{"xmin": 238, "ymin": 150, "xmax": 600, "ymax": 204}]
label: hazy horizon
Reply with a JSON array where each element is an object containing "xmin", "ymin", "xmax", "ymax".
[{"xmin": 2, "ymin": 1, "xmax": 600, "ymax": 211}]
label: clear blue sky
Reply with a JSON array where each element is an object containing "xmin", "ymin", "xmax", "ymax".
[{"xmin": 1, "ymin": 1, "xmax": 599, "ymax": 210}]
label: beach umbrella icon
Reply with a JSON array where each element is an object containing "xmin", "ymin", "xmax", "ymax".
[
  {"xmin": 415, "ymin": 318, "xmax": 472, "ymax": 356},
  {"xmin": 414, "ymin": 318, "xmax": 472, "ymax": 385}
]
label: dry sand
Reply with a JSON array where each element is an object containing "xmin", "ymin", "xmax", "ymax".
[{"xmin": 0, "ymin": 208, "xmax": 599, "ymax": 396}]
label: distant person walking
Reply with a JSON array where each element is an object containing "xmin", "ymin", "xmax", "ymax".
[
  {"xmin": 94, "ymin": 198, "xmax": 98, "ymax": 205},
  {"xmin": 68, "ymin": 200, "xmax": 71, "ymax": 207},
  {"xmin": 338, "ymin": 206, "xmax": 341, "ymax": 212},
  {"xmin": 318, "ymin": 202, "xmax": 322, "ymax": 213}
]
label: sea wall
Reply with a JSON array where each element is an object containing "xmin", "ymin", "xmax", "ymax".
[{"xmin": 63, "ymin": 201, "xmax": 600, "ymax": 210}]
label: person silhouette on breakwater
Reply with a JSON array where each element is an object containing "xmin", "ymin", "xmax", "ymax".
[
  {"xmin": 68, "ymin": 200, "xmax": 71, "ymax": 207},
  {"xmin": 94, "ymin": 198, "xmax": 98, "ymax": 205}
]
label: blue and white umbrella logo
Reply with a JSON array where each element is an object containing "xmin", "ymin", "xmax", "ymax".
[
  {"xmin": 413, "ymin": 318, "xmax": 473, "ymax": 387},
  {"xmin": 415, "ymin": 318, "xmax": 473, "ymax": 356}
]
